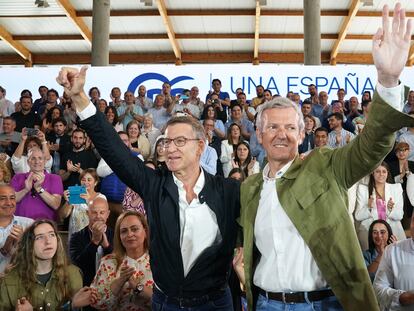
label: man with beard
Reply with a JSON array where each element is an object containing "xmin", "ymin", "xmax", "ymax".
[
  {"xmin": 46, "ymin": 118, "xmax": 71, "ymax": 174},
  {"xmin": 252, "ymin": 85, "xmax": 265, "ymax": 108},
  {"xmin": 11, "ymin": 96, "xmax": 41, "ymax": 132},
  {"xmin": 135, "ymin": 85, "xmax": 153, "ymax": 113},
  {"xmin": 59, "ymin": 128, "xmax": 98, "ymax": 188}
]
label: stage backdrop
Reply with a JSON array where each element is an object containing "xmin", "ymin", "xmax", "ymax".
[{"xmin": 2, "ymin": 64, "xmax": 414, "ymax": 103}]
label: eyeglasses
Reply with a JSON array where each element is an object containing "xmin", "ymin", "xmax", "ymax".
[{"xmin": 160, "ymin": 136, "xmax": 200, "ymax": 148}]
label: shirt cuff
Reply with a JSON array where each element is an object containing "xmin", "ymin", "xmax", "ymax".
[
  {"xmin": 376, "ymin": 82, "xmax": 404, "ymax": 112},
  {"xmin": 77, "ymin": 102, "xmax": 97, "ymax": 121}
]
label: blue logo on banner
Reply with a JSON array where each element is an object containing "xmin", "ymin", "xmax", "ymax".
[{"xmin": 127, "ymin": 72, "xmax": 194, "ymax": 99}]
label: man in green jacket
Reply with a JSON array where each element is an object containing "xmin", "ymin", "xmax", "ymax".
[{"xmin": 238, "ymin": 3, "xmax": 414, "ymax": 310}]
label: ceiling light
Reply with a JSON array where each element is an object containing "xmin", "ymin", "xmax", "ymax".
[
  {"xmin": 140, "ymin": 0, "xmax": 153, "ymax": 6},
  {"xmin": 362, "ymin": 0, "xmax": 373, "ymax": 6}
]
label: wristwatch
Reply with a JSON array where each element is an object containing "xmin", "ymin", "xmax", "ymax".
[
  {"xmin": 134, "ymin": 284, "xmax": 144, "ymax": 295},
  {"xmin": 37, "ymin": 187, "xmax": 45, "ymax": 194}
]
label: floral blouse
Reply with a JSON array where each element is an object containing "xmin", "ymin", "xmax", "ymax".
[{"xmin": 91, "ymin": 253, "xmax": 153, "ymax": 311}]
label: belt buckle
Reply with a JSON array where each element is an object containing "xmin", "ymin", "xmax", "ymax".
[{"xmin": 282, "ymin": 292, "xmax": 295, "ymax": 304}]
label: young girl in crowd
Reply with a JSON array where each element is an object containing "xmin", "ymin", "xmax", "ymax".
[
  {"xmin": 221, "ymin": 123, "xmax": 244, "ymax": 177},
  {"xmin": 0, "ymin": 219, "xmax": 96, "ymax": 310}
]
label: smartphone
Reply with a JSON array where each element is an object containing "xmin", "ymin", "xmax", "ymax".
[
  {"xmin": 26, "ymin": 128, "xmax": 38, "ymax": 137},
  {"xmin": 68, "ymin": 185, "xmax": 87, "ymax": 204}
]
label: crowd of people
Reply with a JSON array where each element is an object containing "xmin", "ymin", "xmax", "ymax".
[{"xmin": 0, "ymin": 3, "xmax": 413, "ymax": 311}]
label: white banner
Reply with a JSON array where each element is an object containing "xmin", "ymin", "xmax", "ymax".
[{"xmin": 1, "ymin": 64, "xmax": 414, "ymax": 103}]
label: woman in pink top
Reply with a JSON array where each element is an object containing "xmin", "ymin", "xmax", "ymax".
[{"xmin": 355, "ymin": 162, "xmax": 406, "ymax": 250}]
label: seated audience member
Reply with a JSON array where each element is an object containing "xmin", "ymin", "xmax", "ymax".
[
  {"xmin": 251, "ymin": 85, "xmax": 265, "ymax": 108},
  {"xmin": 298, "ymin": 115, "xmax": 317, "ymax": 154},
  {"xmin": 91, "ymin": 211, "xmax": 153, "ymax": 311},
  {"xmin": 327, "ymin": 112, "xmax": 356, "ymax": 148},
  {"xmin": 10, "ymin": 95, "xmax": 41, "ymax": 132},
  {"xmin": 127, "ymin": 120, "xmax": 151, "ymax": 160},
  {"xmin": 46, "ymin": 117, "xmax": 72, "ymax": 174},
  {"xmin": 388, "ymin": 142, "xmax": 414, "ymax": 229},
  {"xmin": 346, "ymin": 96, "xmax": 361, "ymax": 122},
  {"xmin": 234, "ymin": 92, "xmax": 255, "ymax": 122},
  {"xmin": 105, "ymin": 105, "xmax": 123, "ymax": 132},
  {"xmin": 41, "ymin": 106, "xmax": 63, "ymax": 134},
  {"xmin": 169, "ymin": 89, "xmax": 201, "ymax": 119},
  {"xmin": 122, "ymin": 186, "xmax": 145, "ymax": 215},
  {"xmin": 203, "ymin": 118, "xmax": 223, "ymax": 176},
  {"xmin": 232, "ymin": 141, "xmax": 259, "ymax": 177},
  {"xmin": 70, "ymin": 197, "xmax": 113, "ymax": 286},
  {"xmin": 11, "ymin": 148, "xmax": 63, "ymax": 221},
  {"xmin": 355, "ymin": 162, "xmax": 406, "ymax": 250},
  {"xmin": 225, "ymin": 104, "xmax": 254, "ymax": 141},
  {"xmin": 221, "ymin": 123, "xmax": 244, "ymax": 177},
  {"xmin": 117, "ymin": 91, "xmax": 144, "ymax": 130},
  {"xmin": 109, "ymin": 87, "xmax": 123, "ymax": 108},
  {"xmin": 38, "ymin": 88, "xmax": 62, "ymax": 120},
  {"xmin": 0, "ymin": 117, "xmax": 20, "ymax": 157},
  {"xmin": 353, "ymin": 100, "xmax": 371, "ymax": 134},
  {"xmin": 148, "ymin": 94, "xmax": 170, "ymax": 131},
  {"xmin": 141, "ymin": 113, "xmax": 161, "ymax": 154},
  {"xmin": 228, "ymin": 167, "xmax": 246, "ymax": 182},
  {"xmin": 31, "ymin": 85, "xmax": 48, "ymax": 114},
  {"xmin": 98, "ymin": 99, "xmax": 108, "ymax": 113},
  {"xmin": 150, "ymin": 135, "xmax": 167, "ymax": 169},
  {"xmin": 98, "ymin": 131, "xmax": 143, "ymax": 228},
  {"xmin": 363, "ymin": 220, "xmax": 397, "ymax": 281},
  {"xmin": 374, "ymin": 214, "xmax": 414, "ymax": 310},
  {"xmin": 201, "ymin": 104, "xmax": 226, "ymax": 139},
  {"xmin": 135, "ymin": 85, "xmax": 153, "ymax": 113},
  {"xmin": 59, "ymin": 128, "xmax": 98, "ymax": 188},
  {"xmin": 0, "ymin": 219, "xmax": 97, "ymax": 310},
  {"xmin": 0, "ymin": 160, "xmax": 11, "ymax": 185},
  {"xmin": 397, "ymin": 111, "xmax": 414, "ymax": 161},
  {"xmin": 206, "ymin": 93, "xmax": 228, "ymax": 124},
  {"xmin": 200, "ymin": 140, "xmax": 218, "ymax": 175},
  {"xmin": 0, "ymin": 185, "xmax": 33, "ymax": 273},
  {"xmin": 12, "ymin": 128, "xmax": 52, "ymax": 174},
  {"xmin": 89, "ymin": 87, "xmax": 101, "ymax": 106},
  {"xmin": 189, "ymin": 86, "xmax": 205, "ymax": 112},
  {"xmin": 61, "ymin": 168, "xmax": 106, "ymax": 239}
]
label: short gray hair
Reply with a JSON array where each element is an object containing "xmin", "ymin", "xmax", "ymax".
[{"xmin": 256, "ymin": 97, "xmax": 305, "ymax": 133}]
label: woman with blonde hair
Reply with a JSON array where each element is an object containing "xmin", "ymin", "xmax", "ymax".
[{"xmin": 92, "ymin": 211, "xmax": 153, "ymax": 310}]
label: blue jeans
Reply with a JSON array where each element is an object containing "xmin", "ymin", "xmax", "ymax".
[
  {"xmin": 152, "ymin": 287, "xmax": 233, "ymax": 311},
  {"xmin": 256, "ymin": 294, "xmax": 343, "ymax": 311}
]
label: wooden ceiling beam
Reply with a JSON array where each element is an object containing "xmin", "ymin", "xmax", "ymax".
[
  {"xmin": 408, "ymin": 45, "xmax": 414, "ymax": 66},
  {"xmin": 330, "ymin": 0, "xmax": 361, "ymax": 65},
  {"xmin": 56, "ymin": 0, "xmax": 92, "ymax": 44},
  {"xmin": 0, "ymin": 25, "xmax": 32, "ymax": 66},
  {"xmin": 0, "ymin": 52, "xmax": 380, "ymax": 65},
  {"xmin": 156, "ymin": 0, "xmax": 181, "ymax": 65},
  {"xmin": 15, "ymin": 33, "xmax": 406, "ymax": 41},
  {"xmin": 2, "ymin": 9, "xmax": 414, "ymax": 18},
  {"xmin": 253, "ymin": 0, "xmax": 261, "ymax": 65}
]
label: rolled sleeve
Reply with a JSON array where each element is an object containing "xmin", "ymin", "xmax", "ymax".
[
  {"xmin": 376, "ymin": 83, "xmax": 404, "ymax": 112},
  {"xmin": 77, "ymin": 102, "xmax": 97, "ymax": 121}
]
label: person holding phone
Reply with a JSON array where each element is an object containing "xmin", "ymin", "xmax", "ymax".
[{"xmin": 61, "ymin": 168, "xmax": 106, "ymax": 239}]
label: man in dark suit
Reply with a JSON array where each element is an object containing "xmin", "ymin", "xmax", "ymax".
[
  {"xmin": 57, "ymin": 69, "xmax": 240, "ymax": 310},
  {"xmin": 69, "ymin": 197, "xmax": 113, "ymax": 287}
]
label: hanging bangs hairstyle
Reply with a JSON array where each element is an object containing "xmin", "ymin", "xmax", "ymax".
[{"xmin": 6, "ymin": 219, "xmax": 73, "ymax": 305}]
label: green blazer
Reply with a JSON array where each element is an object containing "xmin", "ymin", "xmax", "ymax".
[{"xmin": 239, "ymin": 91, "xmax": 414, "ymax": 311}]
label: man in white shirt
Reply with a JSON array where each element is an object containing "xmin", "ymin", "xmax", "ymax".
[
  {"xmin": 0, "ymin": 184, "xmax": 33, "ymax": 273},
  {"xmin": 238, "ymin": 3, "xmax": 414, "ymax": 311},
  {"xmin": 374, "ymin": 214, "xmax": 414, "ymax": 310}
]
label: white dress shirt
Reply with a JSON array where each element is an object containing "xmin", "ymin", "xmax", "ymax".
[
  {"xmin": 173, "ymin": 169, "xmax": 221, "ymax": 276},
  {"xmin": 0, "ymin": 215, "xmax": 33, "ymax": 273},
  {"xmin": 78, "ymin": 105, "xmax": 221, "ymax": 277},
  {"xmin": 254, "ymin": 161, "xmax": 327, "ymax": 292},
  {"xmin": 374, "ymin": 238, "xmax": 414, "ymax": 311}
]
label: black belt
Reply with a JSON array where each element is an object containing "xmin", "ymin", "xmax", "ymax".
[
  {"xmin": 154, "ymin": 287, "xmax": 226, "ymax": 308},
  {"xmin": 259, "ymin": 288, "xmax": 334, "ymax": 304}
]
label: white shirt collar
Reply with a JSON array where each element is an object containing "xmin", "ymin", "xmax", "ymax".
[
  {"xmin": 262, "ymin": 159, "xmax": 295, "ymax": 181},
  {"xmin": 172, "ymin": 167, "xmax": 205, "ymax": 196}
]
